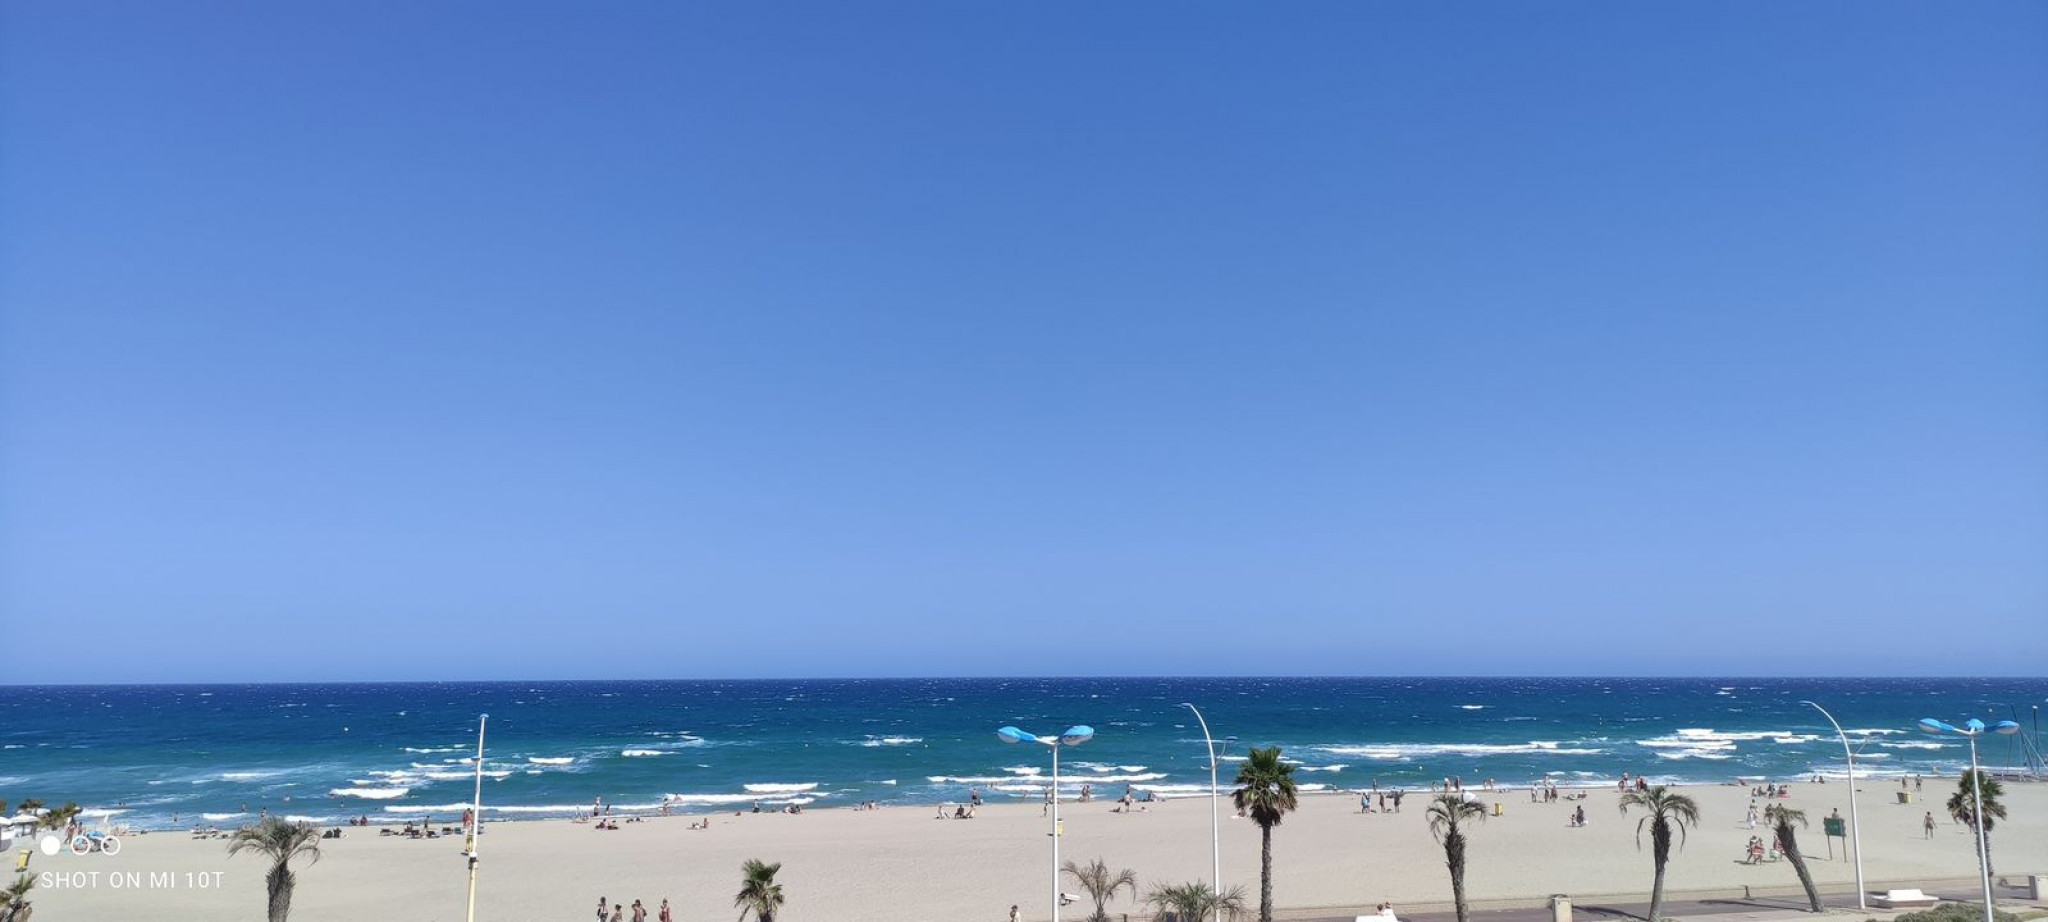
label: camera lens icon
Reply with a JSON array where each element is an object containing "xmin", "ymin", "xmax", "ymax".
[{"xmin": 39, "ymin": 834, "xmax": 61, "ymax": 856}]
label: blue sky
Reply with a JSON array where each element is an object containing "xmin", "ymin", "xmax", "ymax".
[{"xmin": 2, "ymin": 3, "xmax": 2043, "ymax": 683}]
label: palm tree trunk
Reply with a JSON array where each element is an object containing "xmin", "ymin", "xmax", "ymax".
[
  {"xmin": 1447, "ymin": 830, "xmax": 1469, "ymax": 922},
  {"xmin": 266, "ymin": 865, "xmax": 294, "ymax": 922},
  {"xmin": 1259, "ymin": 823, "xmax": 1274, "ymax": 922},
  {"xmin": 1648, "ymin": 822, "xmax": 1669, "ymax": 922},
  {"xmin": 1779, "ymin": 828, "xmax": 1821, "ymax": 912},
  {"xmin": 1648, "ymin": 860, "xmax": 1666, "ymax": 922}
]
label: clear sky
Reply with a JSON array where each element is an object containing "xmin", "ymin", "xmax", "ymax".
[{"xmin": 3, "ymin": 3, "xmax": 2044, "ymax": 683}]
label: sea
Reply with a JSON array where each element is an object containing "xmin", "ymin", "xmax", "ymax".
[{"xmin": 2, "ymin": 677, "xmax": 2039, "ymax": 831}]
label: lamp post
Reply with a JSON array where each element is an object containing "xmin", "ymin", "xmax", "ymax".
[
  {"xmin": 1181, "ymin": 703, "xmax": 1235, "ymax": 917},
  {"xmin": 1918, "ymin": 717, "xmax": 2021, "ymax": 922},
  {"xmin": 999, "ymin": 724, "xmax": 1095, "ymax": 922},
  {"xmin": 464, "ymin": 713, "xmax": 488, "ymax": 922},
  {"xmin": 1801, "ymin": 701, "xmax": 1865, "ymax": 910}
]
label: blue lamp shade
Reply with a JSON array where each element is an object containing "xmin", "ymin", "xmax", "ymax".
[
  {"xmin": 1964, "ymin": 718, "xmax": 1987, "ymax": 733},
  {"xmin": 996, "ymin": 726, "xmax": 1038, "ymax": 745},
  {"xmin": 1059, "ymin": 726, "xmax": 1095, "ymax": 747},
  {"xmin": 1993, "ymin": 720, "xmax": 2022, "ymax": 736},
  {"xmin": 1919, "ymin": 718, "xmax": 1954, "ymax": 735}
]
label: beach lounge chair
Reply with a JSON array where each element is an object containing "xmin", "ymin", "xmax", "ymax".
[{"xmin": 1871, "ymin": 890, "xmax": 1938, "ymax": 909}]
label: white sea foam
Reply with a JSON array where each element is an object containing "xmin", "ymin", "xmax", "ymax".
[
  {"xmin": 220, "ymin": 770, "xmax": 291, "ymax": 781},
  {"xmin": 200, "ymin": 812, "xmax": 246, "ymax": 821},
  {"xmin": 527, "ymin": 757, "xmax": 574, "ymax": 765},
  {"xmin": 1318, "ymin": 742, "xmax": 1601, "ymax": 759},
  {"xmin": 1654, "ymin": 749, "xmax": 1733, "ymax": 761},
  {"xmin": 742, "ymin": 783, "xmax": 818, "ymax": 793},
  {"xmin": 1880, "ymin": 741, "xmax": 1946, "ymax": 750},
  {"xmin": 929, "ymin": 772, "xmax": 1167, "ymax": 785},
  {"xmin": 404, "ymin": 747, "xmax": 464, "ymax": 754},
  {"xmin": 330, "ymin": 787, "xmax": 409, "ymax": 799},
  {"xmin": 661, "ymin": 792, "xmax": 815, "ymax": 806},
  {"xmin": 857, "ymin": 737, "xmax": 923, "ymax": 747},
  {"xmin": 620, "ymin": 750, "xmax": 668, "ymax": 758},
  {"xmin": 1460, "ymin": 705, "xmax": 1486, "ymax": 710}
]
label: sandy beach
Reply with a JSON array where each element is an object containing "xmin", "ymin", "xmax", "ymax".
[{"xmin": 20, "ymin": 780, "xmax": 2046, "ymax": 921}]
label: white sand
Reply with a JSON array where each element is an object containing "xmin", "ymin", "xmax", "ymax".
[{"xmin": 20, "ymin": 781, "xmax": 2046, "ymax": 921}]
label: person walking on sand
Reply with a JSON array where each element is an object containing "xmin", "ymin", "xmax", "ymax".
[
  {"xmin": 631, "ymin": 900, "xmax": 647, "ymax": 922},
  {"xmin": 598, "ymin": 898, "xmax": 609, "ymax": 922},
  {"xmin": 1010, "ymin": 905, "xmax": 1021, "ymax": 922},
  {"xmin": 659, "ymin": 899, "xmax": 672, "ymax": 922},
  {"xmin": 1923, "ymin": 812, "xmax": 1936, "ymax": 839}
]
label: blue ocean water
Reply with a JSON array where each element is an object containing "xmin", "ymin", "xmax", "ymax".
[{"xmin": 1, "ymin": 677, "xmax": 2039, "ymax": 830}]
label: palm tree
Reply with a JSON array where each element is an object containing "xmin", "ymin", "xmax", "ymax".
[
  {"xmin": 1947, "ymin": 770, "xmax": 2008, "ymax": 876},
  {"xmin": 1, "ymin": 874, "xmax": 34, "ymax": 922},
  {"xmin": 226, "ymin": 818, "xmax": 323, "ymax": 922},
  {"xmin": 13, "ymin": 801, "xmax": 40, "ymax": 817},
  {"xmin": 1142, "ymin": 881, "xmax": 1249, "ymax": 922},
  {"xmin": 1763, "ymin": 804, "xmax": 1820, "ymax": 912},
  {"xmin": 1231, "ymin": 746, "xmax": 1298, "ymax": 922},
  {"xmin": 35, "ymin": 804, "xmax": 79, "ymax": 833},
  {"xmin": 734, "ymin": 858, "xmax": 785, "ymax": 922},
  {"xmin": 1426, "ymin": 793, "xmax": 1488, "ymax": 922},
  {"xmin": 1063, "ymin": 857, "xmax": 1138, "ymax": 922},
  {"xmin": 1618, "ymin": 785, "xmax": 1700, "ymax": 922}
]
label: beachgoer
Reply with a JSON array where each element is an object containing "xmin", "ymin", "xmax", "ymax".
[
  {"xmin": 611, "ymin": 905, "xmax": 624, "ymax": 922},
  {"xmin": 659, "ymin": 899, "xmax": 672, "ymax": 922},
  {"xmin": 1010, "ymin": 905, "xmax": 1021, "ymax": 922},
  {"xmin": 598, "ymin": 898, "xmax": 609, "ymax": 922},
  {"xmin": 632, "ymin": 900, "xmax": 647, "ymax": 922},
  {"xmin": 1923, "ymin": 812, "xmax": 1935, "ymax": 839}
]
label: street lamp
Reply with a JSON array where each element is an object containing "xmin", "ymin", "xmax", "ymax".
[
  {"xmin": 998, "ymin": 724, "xmax": 1095, "ymax": 922},
  {"xmin": 1918, "ymin": 717, "xmax": 2021, "ymax": 922},
  {"xmin": 464, "ymin": 713, "xmax": 488, "ymax": 922},
  {"xmin": 1801, "ymin": 701, "xmax": 1865, "ymax": 910},
  {"xmin": 1181, "ymin": 703, "xmax": 1236, "ymax": 918}
]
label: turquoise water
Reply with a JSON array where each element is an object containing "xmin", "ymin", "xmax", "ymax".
[{"xmin": 1, "ymin": 677, "xmax": 2039, "ymax": 829}]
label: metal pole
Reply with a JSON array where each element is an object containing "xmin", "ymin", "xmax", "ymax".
[
  {"xmin": 1804, "ymin": 701, "xmax": 1865, "ymax": 910},
  {"xmin": 1184, "ymin": 704, "xmax": 1221, "ymax": 918},
  {"xmin": 1048, "ymin": 737, "xmax": 1064, "ymax": 922},
  {"xmin": 1967, "ymin": 734, "xmax": 1993, "ymax": 922},
  {"xmin": 465, "ymin": 713, "xmax": 488, "ymax": 922}
]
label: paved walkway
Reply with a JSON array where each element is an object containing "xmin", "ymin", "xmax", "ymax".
[{"xmin": 1290, "ymin": 879, "xmax": 2047, "ymax": 922}]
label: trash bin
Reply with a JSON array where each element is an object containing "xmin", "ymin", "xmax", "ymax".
[
  {"xmin": 1551, "ymin": 894, "xmax": 1572, "ymax": 922},
  {"xmin": 1493, "ymin": 803, "xmax": 1504, "ymax": 816},
  {"xmin": 1897, "ymin": 791, "xmax": 1913, "ymax": 804}
]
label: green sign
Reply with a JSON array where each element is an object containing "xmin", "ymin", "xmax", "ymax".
[{"xmin": 1824, "ymin": 818, "xmax": 1847, "ymax": 837}]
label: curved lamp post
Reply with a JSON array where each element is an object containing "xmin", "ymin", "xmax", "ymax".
[
  {"xmin": 1800, "ymin": 701, "xmax": 1865, "ymax": 910},
  {"xmin": 999, "ymin": 724, "xmax": 1095, "ymax": 922},
  {"xmin": 1180, "ymin": 703, "xmax": 1235, "ymax": 919},
  {"xmin": 464, "ymin": 713, "xmax": 488, "ymax": 922},
  {"xmin": 1918, "ymin": 717, "xmax": 2021, "ymax": 922}
]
